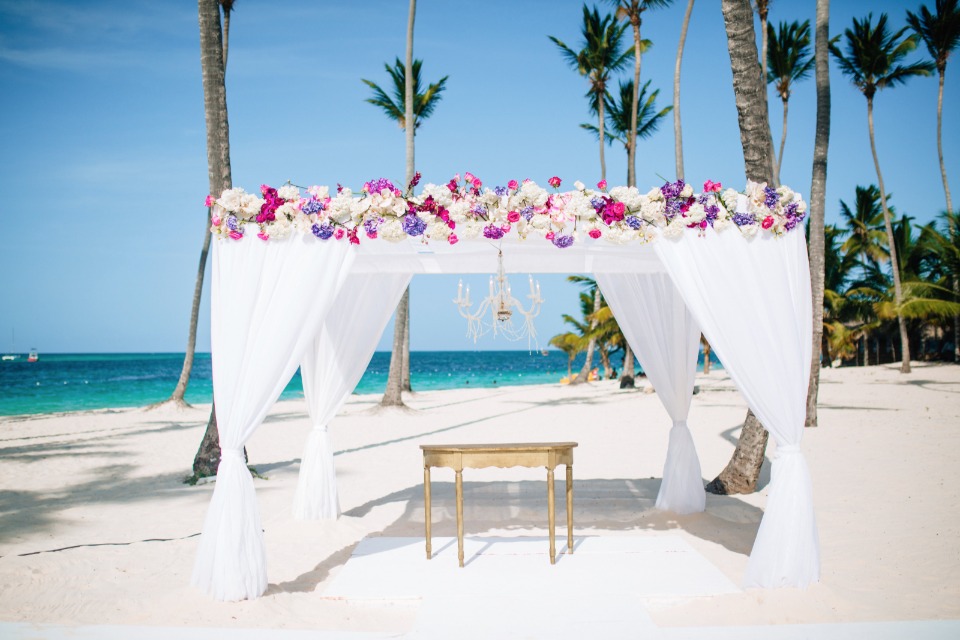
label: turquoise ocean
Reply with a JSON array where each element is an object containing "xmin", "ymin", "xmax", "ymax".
[{"xmin": 0, "ymin": 351, "xmax": 721, "ymax": 417}]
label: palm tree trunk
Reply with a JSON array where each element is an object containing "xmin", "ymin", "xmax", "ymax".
[
  {"xmin": 620, "ymin": 342, "xmax": 635, "ymax": 388},
  {"xmin": 866, "ymin": 96, "xmax": 911, "ymax": 374},
  {"xmin": 628, "ymin": 17, "xmax": 641, "ymax": 187},
  {"xmin": 382, "ymin": 287, "xmax": 409, "ymax": 406},
  {"xmin": 806, "ymin": 0, "xmax": 830, "ymax": 428},
  {"xmin": 938, "ymin": 71, "xmax": 952, "ymax": 216},
  {"xmin": 701, "ymin": 335, "xmax": 712, "ymax": 374},
  {"xmin": 574, "ymin": 288, "xmax": 602, "ymax": 383},
  {"xmin": 191, "ymin": 0, "xmax": 233, "ymax": 475},
  {"xmin": 221, "ymin": 5, "xmax": 230, "ymax": 71},
  {"xmin": 382, "ymin": 0, "xmax": 416, "ymax": 407},
  {"xmin": 402, "ymin": 299, "xmax": 412, "ymax": 392},
  {"xmin": 776, "ymin": 98, "xmax": 788, "ymax": 178},
  {"xmin": 598, "ymin": 89, "xmax": 607, "ymax": 183},
  {"xmin": 759, "ymin": 11, "xmax": 778, "ymax": 186},
  {"xmin": 599, "ymin": 344, "xmax": 612, "ymax": 379},
  {"xmin": 708, "ymin": 0, "xmax": 775, "ymax": 495},
  {"xmin": 674, "ymin": 0, "xmax": 694, "ymax": 180}
]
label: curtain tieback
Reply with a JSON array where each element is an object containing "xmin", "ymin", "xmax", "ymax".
[
  {"xmin": 220, "ymin": 448, "xmax": 245, "ymax": 462},
  {"xmin": 775, "ymin": 444, "xmax": 801, "ymax": 458},
  {"xmin": 311, "ymin": 424, "xmax": 328, "ymax": 434}
]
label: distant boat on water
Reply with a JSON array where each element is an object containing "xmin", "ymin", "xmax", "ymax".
[
  {"xmin": 27, "ymin": 349, "xmax": 38, "ymax": 363},
  {"xmin": 1, "ymin": 354, "xmax": 17, "ymax": 362}
]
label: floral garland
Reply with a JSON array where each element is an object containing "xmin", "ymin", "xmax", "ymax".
[{"xmin": 207, "ymin": 173, "xmax": 807, "ymax": 247}]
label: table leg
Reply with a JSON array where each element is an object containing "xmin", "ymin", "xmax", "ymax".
[
  {"xmin": 547, "ymin": 468, "xmax": 556, "ymax": 564},
  {"xmin": 424, "ymin": 465, "xmax": 432, "ymax": 559},
  {"xmin": 566, "ymin": 464, "xmax": 573, "ymax": 554},
  {"xmin": 456, "ymin": 469, "xmax": 464, "ymax": 568}
]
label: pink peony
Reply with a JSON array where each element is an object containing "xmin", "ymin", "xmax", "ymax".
[
  {"xmin": 464, "ymin": 172, "xmax": 477, "ymax": 184},
  {"xmin": 335, "ymin": 228, "xmax": 345, "ymax": 240},
  {"xmin": 545, "ymin": 231, "xmax": 556, "ymax": 240},
  {"xmin": 613, "ymin": 201, "xmax": 625, "ymax": 215},
  {"xmin": 211, "ymin": 215, "xmax": 221, "ymax": 227},
  {"xmin": 448, "ymin": 233, "xmax": 459, "ymax": 245},
  {"xmin": 597, "ymin": 180, "xmax": 607, "ymax": 190},
  {"xmin": 762, "ymin": 216, "xmax": 774, "ymax": 229},
  {"xmin": 257, "ymin": 232, "xmax": 269, "ymax": 242},
  {"xmin": 205, "ymin": 195, "xmax": 215, "ymax": 207},
  {"xmin": 589, "ymin": 228, "xmax": 602, "ymax": 239},
  {"xmin": 703, "ymin": 180, "xmax": 722, "ymax": 193},
  {"xmin": 507, "ymin": 211, "xmax": 521, "ymax": 223},
  {"xmin": 548, "ymin": 176, "xmax": 562, "ymax": 188},
  {"xmin": 508, "ymin": 179, "xmax": 519, "ymax": 190},
  {"xmin": 228, "ymin": 230, "xmax": 243, "ymax": 240}
]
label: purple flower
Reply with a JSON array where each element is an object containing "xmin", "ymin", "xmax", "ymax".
[
  {"xmin": 625, "ymin": 215, "xmax": 642, "ymax": 230},
  {"xmin": 364, "ymin": 177, "xmax": 397, "ymax": 195},
  {"xmin": 590, "ymin": 197, "xmax": 606, "ymax": 213},
  {"xmin": 312, "ymin": 222, "xmax": 335, "ymax": 240},
  {"xmin": 301, "ymin": 198, "xmax": 325, "ymax": 216},
  {"xmin": 494, "ymin": 186, "xmax": 508, "ymax": 197},
  {"xmin": 483, "ymin": 224, "xmax": 505, "ymax": 240},
  {"xmin": 520, "ymin": 206, "xmax": 535, "ymax": 221},
  {"xmin": 226, "ymin": 215, "xmax": 239, "ymax": 231},
  {"xmin": 763, "ymin": 186, "xmax": 780, "ymax": 209},
  {"xmin": 660, "ymin": 179, "xmax": 685, "ymax": 199},
  {"xmin": 552, "ymin": 234, "xmax": 574, "ymax": 248},
  {"xmin": 363, "ymin": 218, "xmax": 382, "ymax": 236},
  {"xmin": 784, "ymin": 217, "xmax": 798, "ymax": 231},
  {"xmin": 470, "ymin": 203, "xmax": 488, "ymax": 217},
  {"xmin": 732, "ymin": 212, "xmax": 756, "ymax": 227},
  {"xmin": 402, "ymin": 213, "xmax": 427, "ymax": 236},
  {"xmin": 705, "ymin": 204, "xmax": 719, "ymax": 222}
]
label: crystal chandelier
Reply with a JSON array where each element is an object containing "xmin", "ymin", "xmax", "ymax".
[{"xmin": 453, "ymin": 249, "xmax": 544, "ymax": 345}]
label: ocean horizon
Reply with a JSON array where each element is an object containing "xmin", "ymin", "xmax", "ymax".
[{"xmin": 0, "ymin": 350, "xmax": 722, "ymax": 417}]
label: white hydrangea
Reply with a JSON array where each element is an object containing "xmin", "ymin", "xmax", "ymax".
[
  {"xmin": 647, "ymin": 187, "xmax": 664, "ymax": 201},
  {"xmin": 379, "ymin": 219, "xmax": 407, "ymax": 243},
  {"xmin": 277, "ymin": 184, "xmax": 299, "ymax": 201},
  {"xmin": 663, "ymin": 218, "xmax": 686, "ymax": 238},
  {"xmin": 680, "ymin": 183, "xmax": 694, "ymax": 198},
  {"xmin": 685, "ymin": 201, "xmax": 707, "ymax": 223},
  {"xmin": 275, "ymin": 202, "xmax": 299, "ymax": 222},
  {"xmin": 640, "ymin": 199, "xmax": 665, "ymax": 224},
  {"xmin": 218, "ymin": 188, "xmax": 243, "ymax": 212},
  {"xmin": 519, "ymin": 181, "xmax": 549, "ymax": 207},
  {"xmin": 448, "ymin": 200, "xmax": 471, "ymax": 222},
  {"xmin": 427, "ymin": 222, "xmax": 452, "ymax": 242},
  {"xmin": 420, "ymin": 183, "xmax": 453, "ymax": 208},
  {"xmin": 240, "ymin": 193, "xmax": 264, "ymax": 219},
  {"xmin": 776, "ymin": 185, "xmax": 795, "ymax": 205},
  {"xmin": 721, "ymin": 188, "xmax": 741, "ymax": 213},
  {"xmin": 308, "ymin": 185, "xmax": 329, "ymax": 200},
  {"xmin": 460, "ymin": 220, "xmax": 483, "ymax": 240},
  {"xmin": 565, "ymin": 191, "xmax": 594, "ymax": 220},
  {"xmin": 713, "ymin": 216, "xmax": 732, "ymax": 232},
  {"xmin": 480, "ymin": 190, "xmax": 500, "ymax": 207},
  {"xmin": 739, "ymin": 222, "xmax": 759, "ymax": 237},
  {"xmin": 609, "ymin": 186, "xmax": 643, "ymax": 212}
]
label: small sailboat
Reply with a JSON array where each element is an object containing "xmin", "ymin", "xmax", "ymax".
[{"xmin": 27, "ymin": 349, "xmax": 38, "ymax": 363}]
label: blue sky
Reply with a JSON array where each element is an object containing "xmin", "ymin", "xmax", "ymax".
[{"xmin": 0, "ymin": 0, "xmax": 956, "ymax": 354}]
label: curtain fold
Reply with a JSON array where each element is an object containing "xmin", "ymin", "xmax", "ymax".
[
  {"xmin": 654, "ymin": 230, "xmax": 819, "ymax": 588},
  {"xmin": 191, "ymin": 233, "xmax": 353, "ymax": 601},
  {"xmin": 596, "ymin": 273, "xmax": 704, "ymax": 515},
  {"xmin": 294, "ymin": 273, "xmax": 412, "ymax": 520}
]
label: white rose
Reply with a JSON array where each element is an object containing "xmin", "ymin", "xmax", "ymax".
[
  {"xmin": 663, "ymin": 219, "xmax": 686, "ymax": 238},
  {"xmin": 680, "ymin": 183, "xmax": 694, "ymax": 198},
  {"xmin": 277, "ymin": 185, "xmax": 299, "ymax": 201},
  {"xmin": 380, "ymin": 219, "xmax": 407, "ymax": 243},
  {"xmin": 646, "ymin": 187, "xmax": 663, "ymax": 201},
  {"xmin": 275, "ymin": 202, "xmax": 299, "ymax": 222},
  {"xmin": 218, "ymin": 188, "xmax": 242, "ymax": 212},
  {"xmin": 574, "ymin": 180, "xmax": 585, "ymax": 191},
  {"xmin": 685, "ymin": 202, "xmax": 707, "ymax": 223},
  {"xmin": 240, "ymin": 194, "xmax": 264, "ymax": 219},
  {"xmin": 740, "ymin": 223, "xmax": 759, "ymax": 237}
]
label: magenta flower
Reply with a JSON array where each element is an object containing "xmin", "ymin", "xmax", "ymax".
[
  {"xmin": 548, "ymin": 176, "xmax": 562, "ymax": 188},
  {"xmin": 335, "ymin": 228, "xmax": 345, "ymax": 240},
  {"xmin": 507, "ymin": 211, "xmax": 521, "ymax": 223},
  {"xmin": 589, "ymin": 228, "xmax": 602, "ymax": 239},
  {"xmin": 762, "ymin": 216, "xmax": 774, "ymax": 229},
  {"xmin": 508, "ymin": 179, "xmax": 519, "ymax": 190},
  {"xmin": 545, "ymin": 231, "xmax": 555, "ymax": 241},
  {"xmin": 448, "ymin": 233, "xmax": 459, "ymax": 245},
  {"xmin": 596, "ymin": 180, "xmax": 607, "ymax": 190},
  {"xmin": 205, "ymin": 195, "xmax": 215, "ymax": 207},
  {"xmin": 228, "ymin": 230, "xmax": 243, "ymax": 240},
  {"xmin": 703, "ymin": 180, "xmax": 722, "ymax": 193},
  {"xmin": 257, "ymin": 232, "xmax": 269, "ymax": 242}
]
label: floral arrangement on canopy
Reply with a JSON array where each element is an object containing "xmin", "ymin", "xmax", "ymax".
[{"xmin": 207, "ymin": 172, "xmax": 806, "ymax": 247}]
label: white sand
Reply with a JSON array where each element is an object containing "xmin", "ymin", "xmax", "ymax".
[{"xmin": 0, "ymin": 362, "xmax": 958, "ymax": 632}]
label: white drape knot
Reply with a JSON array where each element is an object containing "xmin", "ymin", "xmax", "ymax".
[
  {"xmin": 671, "ymin": 420, "xmax": 689, "ymax": 430},
  {"xmin": 220, "ymin": 448, "xmax": 245, "ymax": 462},
  {"xmin": 775, "ymin": 444, "xmax": 801, "ymax": 459},
  {"xmin": 311, "ymin": 424, "xmax": 328, "ymax": 434}
]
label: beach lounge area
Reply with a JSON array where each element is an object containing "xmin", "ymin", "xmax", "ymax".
[{"xmin": 1, "ymin": 362, "xmax": 957, "ymax": 637}]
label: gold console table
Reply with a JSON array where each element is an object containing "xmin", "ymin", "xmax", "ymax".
[{"xmin": 420, "ymin": 442, "xmax": 577, "ymax": 567}]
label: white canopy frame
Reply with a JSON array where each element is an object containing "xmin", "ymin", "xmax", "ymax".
[{"xmin": 193, "ymin": 227, "xmax": 819, "ymax": 601}]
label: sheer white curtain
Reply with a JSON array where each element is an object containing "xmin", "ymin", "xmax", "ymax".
[
  {"xmin": 654, "ymin": 229, "xmax": 818, "ymax": 588},
  {"xmin": 191, "ymin": 234, "xmax": 353, "ymax": 601},
  {"xmin": 596, "ymin": 273, "xmax": 704, "ymax": 515},
  {"xmin": 293, "ymin": 273, "xmax": 412, "ymax": 520}
]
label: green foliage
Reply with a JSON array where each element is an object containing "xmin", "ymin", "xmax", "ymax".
[
  {"xmin": 361, "ymin": 58, "xmax": 448, "ymax": 130},
  {"xmin": 579, "ymin": 79, "xmax": 672, "ymax": 147},
  {"xmin": 767, "ymin": 20, "xmax": 815, "ymax": 101}
]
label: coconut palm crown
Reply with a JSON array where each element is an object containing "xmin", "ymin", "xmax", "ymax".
[
  {"xmin": 361, "ymin": 58, "xmax": 448, "ymax": 131},
  {"xmin": 580, "ymin": 79, "xmax": 672, "ymax": 150}
]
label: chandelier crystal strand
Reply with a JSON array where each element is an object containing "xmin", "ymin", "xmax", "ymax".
[{"xmin": 453, "ymin": 250, "xmax": 543, "ymax": 348}]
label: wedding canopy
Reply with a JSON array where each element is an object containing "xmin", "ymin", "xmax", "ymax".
[{"xmin": 192, "ymin": 177, "xmax": 819, "ymax": 600}]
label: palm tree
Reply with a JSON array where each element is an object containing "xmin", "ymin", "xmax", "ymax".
[
  {"xmin": 704, "ymin": 0, "xmax": 778, "ymax": 496},
  {"xmin": 564, "ymin": 276, "xmax": 604, "ymax": 384},
  {"xmin": 549, "ymin": 332, "xmax": 586, "ymax": 379},
  {"xmin": 608, "ymin": 0, "xmax": 673, "ymax": 187},
  {"xmin": 362, "ymin": 48, "xmax": 448, "ymax": 407},
  {"xmin": 930, "ymin": 211, "xmax": 960, "ymax": 359},
  {"xmin": 767, "ymin": 20, "xmax": 814, "ymax": 179},
  {"xmin": 674, "ymin": 0, "xmax": 695, "ymax": 179},
  {"xmin": 805, "ymin": 0, "xmax": 830, "ymax": 427},
  {"xmin": 907, "ymin": 0, "xmax": 960, "ymax": 216},
  {"xmin": 189, "ymin": 0, "xmax": 234, "ymax": 478},
  {"xmin": 580, "ymin": 79, "xmax": 673, "ymax": 184},
  {"xmin": 550, "ymin": 5, "xmax": 633, "ymax": 183},
  {"xmin": 838, "ymin": 186, "xmax": 889, "ymax": 265},
  {"xmin": 831, "ymin": 13, "xmax": 934, "ymax": 374}
]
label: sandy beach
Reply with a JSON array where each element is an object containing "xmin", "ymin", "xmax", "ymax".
[{"xmin": 1, "ymin": 362, "xmax": 958, "ymax": 635}]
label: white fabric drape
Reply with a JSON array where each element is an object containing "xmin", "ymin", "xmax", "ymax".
[
  {"xmin": 191, "ymin": 233, "xmax": 353, "ymax": 601},
  {"xmin": 293, "ymin": 273, "xmax": 412, "ymax": 520},
  {"xmin": 654, "ymin": 229, "xmax": 818, "ymax": 588},
  {"xmin": 596, "ymin": 273, "xmax": 704, "ymax": 515}
]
